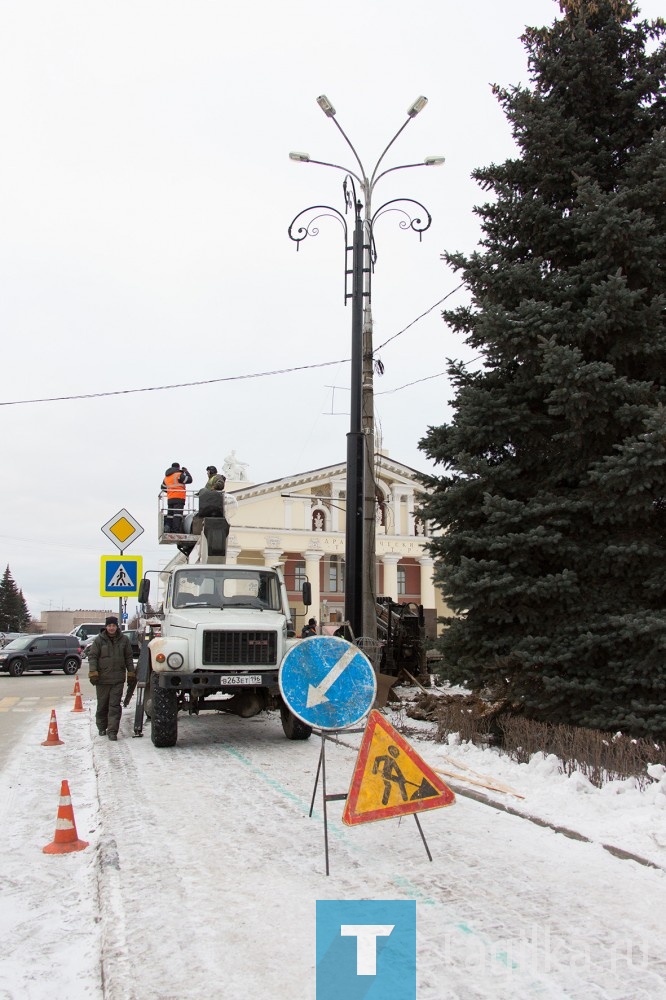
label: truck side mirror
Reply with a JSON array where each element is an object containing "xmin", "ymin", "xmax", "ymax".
[
  {"xmin": 302, "ymin": 581, "xmax": 312, "ymax": 607},
  {"xmin": 138, "ymin": 578, "xmax": 151, "ymax": 604}
]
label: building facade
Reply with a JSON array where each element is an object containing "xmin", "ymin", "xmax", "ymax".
[{"xmin": 161, "ymin": 452, "xmax": 449, "ymax": 635}]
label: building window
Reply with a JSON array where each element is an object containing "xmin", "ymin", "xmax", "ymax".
[
  {"xmin": 328, "ymin": 556, "xmax": 345, "ymax": 592},
  {"xmin": 294, "ymin": 563, "xmax": 307, "ymax": 590},
  {"xmin": 397, "ymin": 568, "xmax": 406, "ymax": 595}
]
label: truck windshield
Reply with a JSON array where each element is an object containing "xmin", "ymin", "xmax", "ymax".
[{"xmin": 172, "ymin": 568, "xmax": 281, "ymax": 611}]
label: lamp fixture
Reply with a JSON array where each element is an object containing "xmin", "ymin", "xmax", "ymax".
[
  {"xmin": 407, "ymin": 96, "xmax": 428, "ymax": 118},
  {"xmin": 316, "ymin": 94, "xmax": 336, "ymax": 117}
]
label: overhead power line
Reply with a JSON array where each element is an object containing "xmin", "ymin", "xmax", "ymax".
[
  {"xmin": 373, "ymin": 283, "xmax": 465, "ymax": 352},
  {"xmin": 0, "ymin": 359, "xmax": 348, "ymax": 407},
  {"xmin": 0, "ymin": 286, "xmax": 466, "ymax": 408}
]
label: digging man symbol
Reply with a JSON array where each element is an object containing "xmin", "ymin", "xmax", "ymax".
[
  {"xmin": 371, "ymin": 743, "xmax": 439, "ymax": 806},
  {"xmin": 372, "ymin": 744, "xmax": 409, "ymax": 806}
]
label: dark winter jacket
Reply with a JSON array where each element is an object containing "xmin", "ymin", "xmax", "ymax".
[
  {"xmin": 197, "ymin": 487, "xmax": 225, "ymax": 519},
  {"xmin": 88, "ymin": 629, "xmax": 134, "ymax": 684}
]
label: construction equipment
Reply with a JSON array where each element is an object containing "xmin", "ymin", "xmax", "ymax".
[
  {"xmin": 375, "ymin": 597, "xmax": 429, "ymax": 685},
  {"xmin": 133, "ymin": 492, "xmax": 312, "ymax": 747}
]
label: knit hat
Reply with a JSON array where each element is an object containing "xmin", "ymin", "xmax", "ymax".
[
  {"xmin": 207, "ymin": 465, "xmax": 217, "ymax": 474},
  {"xmin": 105, "ymin": 616, "xmax": 119, "ymax": 626}
]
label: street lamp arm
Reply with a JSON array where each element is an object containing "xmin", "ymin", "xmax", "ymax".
[
  {"xmin": 370, "ymin": 197, "xmax": 433, "ymax": 242},
  {"xmin": 329, "ymin": 115, "xmax": 368, "ymax": 187},
  {"xmin": 368, "ymin": 116, "xmax": 414, "ymax": 190},
  {"xmin": 298, "ymin": 157, "xmax": 364, "ymax": 189},
  {"xmin": 371, "ymin": 160, "xmax": 438, "ymax": 190}
]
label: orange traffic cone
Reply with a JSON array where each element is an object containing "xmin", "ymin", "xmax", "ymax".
[
  {"xmin": 71, "ymin": 675, "xmax": 81, "ymax": 697},
  {"xmin": 43, "ymin": 780, "xmax": 89, "ymax": 854},
  {"xmin": 41, "ymin": 709, "xmax": 64, "ymax": 747},
  {"xmin": 71, "ymin": 689, "xmax": 85, "ymax": 713}
]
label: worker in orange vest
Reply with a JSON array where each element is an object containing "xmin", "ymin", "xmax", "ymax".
[{"xmin": 161, "ymin": 461, "xmax": 192, "ymax": 532}]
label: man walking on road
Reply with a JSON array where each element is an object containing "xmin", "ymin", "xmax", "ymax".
[{"xmin": 87, "ymin": 616, "xmax": 135, "ymax": 741}]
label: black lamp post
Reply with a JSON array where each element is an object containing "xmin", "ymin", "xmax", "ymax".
[{"xmin": 288, "ymin": 97, "xmax": 443, "ymax": 639}]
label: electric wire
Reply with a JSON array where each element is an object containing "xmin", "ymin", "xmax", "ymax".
[{"xmin": 0, "ymin": 285, "xmax": 467, "ymax": 408}]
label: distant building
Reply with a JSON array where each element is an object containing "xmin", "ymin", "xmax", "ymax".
[{"xmin": 39, "ymin": 610, "xmax": 112, "ymax": 634}]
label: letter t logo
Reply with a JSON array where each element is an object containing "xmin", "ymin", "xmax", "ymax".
[{"xmin": 340, "ymin": 924, "xmax": 395, "ymax": 975}]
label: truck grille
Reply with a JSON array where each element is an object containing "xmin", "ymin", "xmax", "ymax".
[{"xmin": 202, "ymin": 630, "xmax": 278, "ymax": 666}]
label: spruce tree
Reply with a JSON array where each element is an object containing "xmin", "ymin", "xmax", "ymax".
[
  {"xmin": 420, "ymin": 1, "xmax": 666, "ymax": 736},
  {"xmin": 0, "ymin": 566, "xmax": 31, "ymax": 632}
]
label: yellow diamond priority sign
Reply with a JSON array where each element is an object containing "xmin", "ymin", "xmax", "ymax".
[{"xmin": 101, "ymin": 509, "xmax": 144, "ymax": 551}]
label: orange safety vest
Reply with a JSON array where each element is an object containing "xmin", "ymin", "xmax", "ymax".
[{"xmin": 164, "ymin": 471, "xmax": 186, "ymax": 500}]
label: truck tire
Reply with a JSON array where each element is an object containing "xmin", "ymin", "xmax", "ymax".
[
  {"xmin": 8, "ymin": 659, "xmax": 24, "ymax": 677},
  {"xmin": 280, "ymin": 702, "xmax": 312, "ymax": 741},
  {"xmin": 151, "ymin": 674, "xmax": 178, "ymax": 748}
]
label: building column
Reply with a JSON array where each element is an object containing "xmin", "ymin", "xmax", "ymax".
[
  {"xmin": 391, "ymin": 485, "xmax": 402, "ymax": 536},
  {"xmin": 406, "ymin": 488, "xmax": 416, "ymax": 536},
  {"xmin": 263, "ymin": 547, "xmax": 284, "ymax": 567},
  {"xmin": 304, "ymin": 548, "xmax": 323, "ymax": 621},
  {"xmin": 381, "ymin": 553, "xmax": 401, "ymax": 602},
  {"xmin": 331, "ymin": 485, "xmax": 341, "ymax": 532},
  {"xmin": 283, "ymin": 497, "xmax": 293, "ymax": 530},
  {"xmin": 419, "ymin": 555, "xmax": 436, "ymax": 608},
  {"xmin": 225, "ymin": 542, "xmax": 242, "ymax": 565}
]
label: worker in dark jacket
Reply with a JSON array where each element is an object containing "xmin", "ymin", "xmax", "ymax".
[
  {"xmin": 197, "ymin": 474, "xmax": 226, "ymax": 518},
  {"xmin": 88, "ymin": 616, "xmax": 135, "ymax": 741},
  {"xmin": 161, "ymin": 461, "xmax": 192, "ymax": 532}
]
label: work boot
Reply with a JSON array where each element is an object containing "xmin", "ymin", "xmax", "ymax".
[
  {"xmin": 108, "ymin": 732, "xmax": 118, "ymax": 741},
  {"xmin": 97, "ymin": 727, "xmax": 107, "ymax": 736}
]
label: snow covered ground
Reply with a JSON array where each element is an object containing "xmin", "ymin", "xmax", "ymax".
[{"xmin": 2, "ymin": 691, "xmax": 666, "ymax": 999}]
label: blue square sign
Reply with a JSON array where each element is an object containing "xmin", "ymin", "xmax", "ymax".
[{"xmin": 316, "ymin": 900, "xmax": 416, "ymax": 1000}]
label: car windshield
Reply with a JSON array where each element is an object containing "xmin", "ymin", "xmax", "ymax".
[
  {"xmin": 3, "ymin": 636, "xmax": 34, "ymax": 651},
  {"xmin": 172, "ymin": 568, "xmax": 281, "ymax": 611}
]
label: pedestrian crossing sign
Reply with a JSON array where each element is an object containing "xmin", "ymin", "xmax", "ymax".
[
  {"xmin": 100, "ymin": 555, "xmax": 143, "ymax": 597},
  {"xmin": 341, "ymin": 710, "xmax": 455, "ymax": 826}
]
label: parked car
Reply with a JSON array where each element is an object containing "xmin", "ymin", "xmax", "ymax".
[
  {"xmin": 0, "ymin": 634, "xmax": 83, "ymax": 676},
  {"xmin": 0, "ymin": 632, "xmax": 26, "ymax": 648},
  {"xmin": 69, "ymin": 623, "xmax": 105, "ymax": 644},
  {"xmin": 81, "ymin": 628, "xmax": 141, "ymax": 658}
]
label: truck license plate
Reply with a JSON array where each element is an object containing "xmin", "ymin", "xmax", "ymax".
[{"xmin": 219, "ymin": 674, "xmax": 261, "ymax": 686}]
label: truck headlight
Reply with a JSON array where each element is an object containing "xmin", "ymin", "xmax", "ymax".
[{"xmin": 167, "ymin": 652, "xmax": 184, "ymax": 670}]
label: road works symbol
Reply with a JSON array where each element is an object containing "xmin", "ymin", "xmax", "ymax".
[
  {"xmin": 279, "ymin": 636, "xmax": 377, "ymax": 730},
  {"xmin": 342, "ymin": 710, "xmax": 455, "ymax": 825}
]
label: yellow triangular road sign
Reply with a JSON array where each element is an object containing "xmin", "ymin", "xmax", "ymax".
[{"xmin": 342, "ymin": 710, "xmax": 455, "ymax": 826}]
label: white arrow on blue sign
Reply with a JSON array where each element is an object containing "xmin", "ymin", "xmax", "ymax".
[{"xmin": 279, "ymin": 636, "xmax": 377, "ymax": 730}]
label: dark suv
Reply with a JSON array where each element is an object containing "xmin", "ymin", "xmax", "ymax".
[{"xmin": 0, "ymin": 634, "xmax": 83, "ymax": 676}]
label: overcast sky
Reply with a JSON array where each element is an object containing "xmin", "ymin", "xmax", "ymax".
[{"xmin": 1, "ymin": 0, "xmax": 661, "ymax": 618}]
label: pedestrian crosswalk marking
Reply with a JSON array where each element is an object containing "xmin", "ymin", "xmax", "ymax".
[
  {"xmin": 0, "ymin": 697, "xmax": 21, "ymax": 711},
  {"xmin": 0, "ymin": 696, "xmax": 76, "ymax": 713}
]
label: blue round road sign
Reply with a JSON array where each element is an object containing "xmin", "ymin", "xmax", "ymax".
[{"xmin": 279, "ymin": 636, "xmax": 377, "ymax": 730}]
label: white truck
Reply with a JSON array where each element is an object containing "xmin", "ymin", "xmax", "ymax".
[{"xmin": 134, "ymin": 514, "xmax": 312, "ymax": 747}]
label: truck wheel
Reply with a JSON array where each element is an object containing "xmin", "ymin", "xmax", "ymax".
[
  {"xmin": 63, "ymin": 658, "xmax": 80, "ymax": 675},
  {"xmin": 8, "ymin": 660, "xmax": 24, "ymax": 677},
  {"xmin": 280, "ymin": 702, "xmax": 312, "ymax": 741},
  {"xmin": 151, "ymin": 674, "xmax": 178, "ymax": 748}
]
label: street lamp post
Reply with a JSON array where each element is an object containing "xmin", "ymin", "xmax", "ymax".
[{"xmin": 288, "ymin": 97, "xmax": 443, "ymax": 640}]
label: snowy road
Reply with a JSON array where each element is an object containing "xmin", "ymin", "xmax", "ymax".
[{"xmin": 2, "ymin": 698, "xmax": 666, "ymax": 999}]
